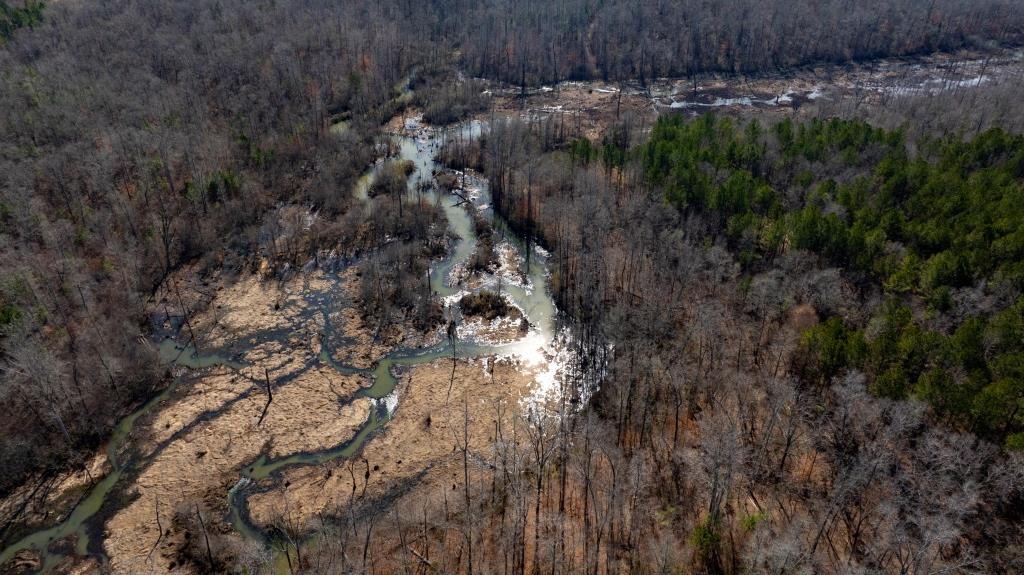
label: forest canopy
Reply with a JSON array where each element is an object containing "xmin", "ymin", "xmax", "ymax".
[
  {"xmin": 458, "ymin": 106, "xmax": 1024, "ymax": 573},
  {"xmin": 437, "ymin": 0, "xmax": 1024, "ymax": 84},
  {"xmin": 576, "ymin": 113, "xmax": 1024, "ymax": 447},
  {"xmin": 1, "ymin": 0, "xmax": 1023, "ymax": 572},
  {"xmin": 0, "ymin": 1, "xmax": 42, "ymax": 41}
]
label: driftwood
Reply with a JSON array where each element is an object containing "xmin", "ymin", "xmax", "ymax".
[
  {"xmin": 450, "ymin": 189, "xmax": 472, "ymax": 207},
  {"xmin": 408, "ymin": 545, "xmax": 435, "ymax": 569}
]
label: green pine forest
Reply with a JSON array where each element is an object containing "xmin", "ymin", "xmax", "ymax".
[{"xmin": 606, "ymin": 115, "xmax": 1024, "ymax": 447}]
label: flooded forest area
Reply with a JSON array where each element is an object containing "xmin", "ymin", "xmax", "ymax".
[{"xmin": 1, "ymin": 1, "xmax": 1024, "ymax": 574}]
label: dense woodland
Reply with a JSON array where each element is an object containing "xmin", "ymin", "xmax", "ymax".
[
  {"xmin": 385, "ymin": 102, "xmax": 1023, "ymax": 573},
  {"xmin": 0, "ymin": 1, "xmax": 41, "ymax": 41},
  {"xmin": 640, "ymin": 116, "xmax": 1024, "ymax": 443},
  {"xmin": 437, "ymin": 0, "xmax": 1024, "ymax": 84},
  {"xmin": 0, "ymin": 0, "xmax": 418, "ymax": 508},
  {"xmin": 1, "ymin": 0, "xmax": 1024, "ymax": 573}
]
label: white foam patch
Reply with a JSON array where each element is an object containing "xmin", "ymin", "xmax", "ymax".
[
  {"xmin": 807, "ymin": 86, "xmax": 828, "ymax": 100},
  {"xmin": 775, "ymin": 91, "xmax": 795, "ymax": 104},
  {"xmin": 377, "ymin": 389, "xmax": 400, "ymax": 416},
  {"xmin": 442, "ymin": 289, "xmax": 472, "ymax": 309},
  {"xmin": 229, "ymin": 477, "xmax": 253, "ymax": 495},
  {"xmin": 884, "ymin": 75, "xmax": 988, "ymax": 95},
  {"xmin": 488, "ymin": 241, "xmax": 531, "ymax": 291},
  {"xmin": 456, "ymin": 314, "xmax": 524, "ymax": 346},
  {"xmin": 668, "ymin": 93, "xmax": 809, "ymax": 108}
]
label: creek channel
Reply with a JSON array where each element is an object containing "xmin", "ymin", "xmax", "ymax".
[
  {"xmin": 0, "ymin": 117, "xmax": 565, "ymax": 573},
  {"xmin": 226, "ymin": 117, "xmax": 563, "ymax": 568}
]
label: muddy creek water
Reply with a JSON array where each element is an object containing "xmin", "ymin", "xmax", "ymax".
[
  {"xmin": 227, "ymin": 118, "xmax": 563, "ymax": 567},
  {"xmin": 0, "ymin": 117, "xmax": 563, "ymax": 573},
  {"xmin": 6, "ymin": 47, "xmax": 1017, "ymax": 570},
  {"xmin": 0, "ymin": 345, "xmax": 242, "ymax": 571}
]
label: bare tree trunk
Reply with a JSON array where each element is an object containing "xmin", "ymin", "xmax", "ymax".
[
  {"xmin": 194, "ymin": 503, "xmax": 215, "ymax": 572},
  {"xmin": 258, "ymin": 368, "xmax": 274, "ymax": 427}
]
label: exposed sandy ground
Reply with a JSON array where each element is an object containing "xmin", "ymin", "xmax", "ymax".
[
  {"xmin": 104, "ymin": 363, "xmax": 372, "ymax": 573},
  {"xmin": 483, "ymin": 82, "xmax": 654, "ymax": 140},
  {"xmin": 246, "ymin": 356, "xmax": 536, "ymax": 529},
  {"xmin": 102, "ymin": 267, "xmax": 388, "ymax": 574},
  {"xmin": 4, "ymin": 114, "xmax": 541, "ymax": 575}
]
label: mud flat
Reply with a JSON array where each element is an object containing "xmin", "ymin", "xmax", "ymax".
[
  {"xmin": 103, "ymin": 269, "xmax": 385, "ymax": 574},
  {"xmin": 221, "ymin": 117, "xmax": 568, "ymax": 570},
  {"xmin": 245, "ymin": 355, "xmax": 537, "ymax": 530},
  {"xmin": 1, "ymin": 112, "xmax": 564, "ymax": 575}
]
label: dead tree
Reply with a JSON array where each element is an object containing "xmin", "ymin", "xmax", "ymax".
[{"xmin": 258, "ymin": 368, "xmax": 274, "ymax": 427}]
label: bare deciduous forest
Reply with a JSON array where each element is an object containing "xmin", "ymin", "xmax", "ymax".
[{"xmin": 0, "ymin": 0, "xmax": 1023, "ymax": 573}]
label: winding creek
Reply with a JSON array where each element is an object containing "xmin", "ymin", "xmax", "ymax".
[
  {"xmin": 0, "ymin": 117, "xmax": 566, "ymax": 573},
  {"xmin": 4, "ymin": 47, "xmax": 1021, "ymax": 570},
  {"xmin": 230, "ymin": 120, "xmax": 564, "ymax": 565},
  {"xmin": 0, "ymin": 344, "xmax": 242, "ymax": 572},
  {"xmin": 4, "ymin": 48, "xmax": 1019, "ymax": 572}
]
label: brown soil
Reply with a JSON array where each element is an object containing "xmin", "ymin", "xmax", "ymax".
[
  {"xmin": 246, "ymin": 356, "xmax": 536, "ymax": 530},
  {"xmin": 101, "ymin": 267, "xmax": 398, "ymax": 574},
  {"xmin": 104, "ymin": 363, "xmax": 372, "ymax": 573}
]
